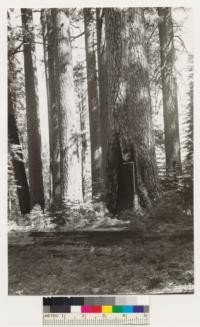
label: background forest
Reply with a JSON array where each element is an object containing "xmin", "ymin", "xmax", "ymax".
[{"xmin": 8, "ymin": 8, "xmax": 193, "ymax": 295}]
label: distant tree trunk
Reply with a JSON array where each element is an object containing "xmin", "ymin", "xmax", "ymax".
[
  {"xmin": 8, "ymin": 150, "xmax": 21, "ymax": 219},
  {"xmin": 8, "ymin": 89, "xmax": 30, "ymax": 214},
  {"xmin": 96, "ymin": 8, "xmax": 108, "ymax": 194},
  {"xmin": 105, "ymin": 8, "xmax": 160, "ymax": 213},
  {"xmin": 158, "ymin": 7, "xmax": 182, "ymax": 176},
  {"xmin": 40, "ymin": 10, "xmax": 50, "ymax": 112},
  {"xmin": 52, "ymin": 9, "xmax": 83, "ymax": 205},
  {"xmin": 74, "ymin": 65, "xmax": 92, "ymax": 201},
  {"xmin": 84, "ymin": 8, "xmax": 102, "ymax": 198},
  {"xmin": 47, "ymin": 10, "xmax": 61, "ymax": 208},
  {"xmin": 21, "ymin": 9, "xmax": 45, "ymax": 210},
  {"xmin": 41, "ymin": 9, "xmax": 52, "ymax": 207}
]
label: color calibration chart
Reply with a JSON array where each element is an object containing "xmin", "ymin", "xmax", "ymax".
[{"xmin": 43, "ymin": 296, "xmax": 150, "ymax": 325}]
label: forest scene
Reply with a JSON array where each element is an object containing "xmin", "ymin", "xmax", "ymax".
[{"xmin": 8, "ymin": 7, "xmax": 193, "ymax": 295}]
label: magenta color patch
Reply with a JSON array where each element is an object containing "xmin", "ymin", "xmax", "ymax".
[{"xmin": 81, "ymin": 305, "xmax": 92, "ymax": 313}]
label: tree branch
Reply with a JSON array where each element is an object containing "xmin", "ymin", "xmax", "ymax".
[{"xmin": 71, "ymin": 31, "xmax": 85, "ymax": 41}]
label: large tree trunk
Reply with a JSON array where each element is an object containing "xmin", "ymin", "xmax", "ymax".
[
  {"xmin": 52, "ymin": 9, "xmax": 83, "ymax": 205},
  {"xmin": 47, "ymin": 10, "xmax": 61, "ymax": 208},
  {"xmin": 21, "ymin": 9, "xmax": 45, "ymax": 210},
  {"xmin": 158, "ymin": 7, "xmax": 182, "ymax": 176},
  {"xmin": 8, "ymin": 89, "xmax": 30, "ymax": 214},
  {"xmin": 96, "ymin": 8, "xmax": 108, "ymax": 195},
  {"xmin": 105, "ymin": 8, "xmax": 160, "ymax": 213},
  {"xmin": 84, "ymin": 8, "xmax": 102, "ymax": 198}
]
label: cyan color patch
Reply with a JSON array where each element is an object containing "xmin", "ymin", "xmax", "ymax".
[{"xmin": 122, "ymin": 305, "xmax": 133, "ymax": 313}]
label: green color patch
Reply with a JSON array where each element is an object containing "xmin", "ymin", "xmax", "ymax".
[{"xmin": 112, "ymin": 305, "xmax": 123, "ymax": 313}]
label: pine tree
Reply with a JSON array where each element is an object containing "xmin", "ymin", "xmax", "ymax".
[
  {"xmin": 105, "ymin": 8, "xmax": 160, "ymax": 212},
  {"xmin": 182, "ymin": 54, "xmax": 193, "ymax": 210},
  {"xmin": 46, "ymin": 10, "xmax": 61, "ymax": 208},
  {"xmin": 8, "ymin": 10, "xmax": 31, "ymax": 214},
  {"xmin": 96, "ymin": 8, "xmax": 108, "ymax": 192},
  {"xmin": 8, "ymin": 88, "xmax": 31, "ymax": 214},
  {"xmin": 21, "ymin": 8, "xmax": 44, "ymax": 210},
  {"xmin": 52, "ymin": 9, "xmax": 83, "ymax": 205},
  {"xmin": 84, "ymin": 8, "xmax": 102, "ymax": 198},
  {"xmin": 158, "ymin": 7, "xmax": 182, "ymax": 176}
]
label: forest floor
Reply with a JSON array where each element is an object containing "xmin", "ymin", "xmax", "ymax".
[{"xmin": 8, "ymin": 191, "xmax": 194, "ymax": 295}]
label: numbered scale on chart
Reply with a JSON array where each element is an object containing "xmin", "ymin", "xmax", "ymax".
[{"xmin": 43, "ymin": 312, "xmax": 150, "ymax": 325}]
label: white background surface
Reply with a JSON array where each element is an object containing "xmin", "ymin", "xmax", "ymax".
[{"xmin": 1, "ymin": 1, "xmax": 200, "ymax": 326}]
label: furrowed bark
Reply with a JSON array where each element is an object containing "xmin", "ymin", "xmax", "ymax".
[
  {"xmin": 52, "ymin": 9, "xmax": 83, "ymax": 205},
  {"xmin": 105, "ymin": 8, "xmax": 160, "ymax": 212}
]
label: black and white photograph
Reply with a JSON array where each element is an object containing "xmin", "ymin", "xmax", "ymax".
[{"xmin": 8, "ymin": 7, "xmax": 193, "ymax": 296}]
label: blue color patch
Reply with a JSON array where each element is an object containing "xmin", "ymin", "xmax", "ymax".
[{"xmin": 134, "ymin": 305, "xmax": 144, "ymax": 313}]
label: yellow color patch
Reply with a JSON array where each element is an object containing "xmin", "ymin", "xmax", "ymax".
[{"xmin": 102, "ymin": 306, "xmax": 112, "ymax": 313}]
